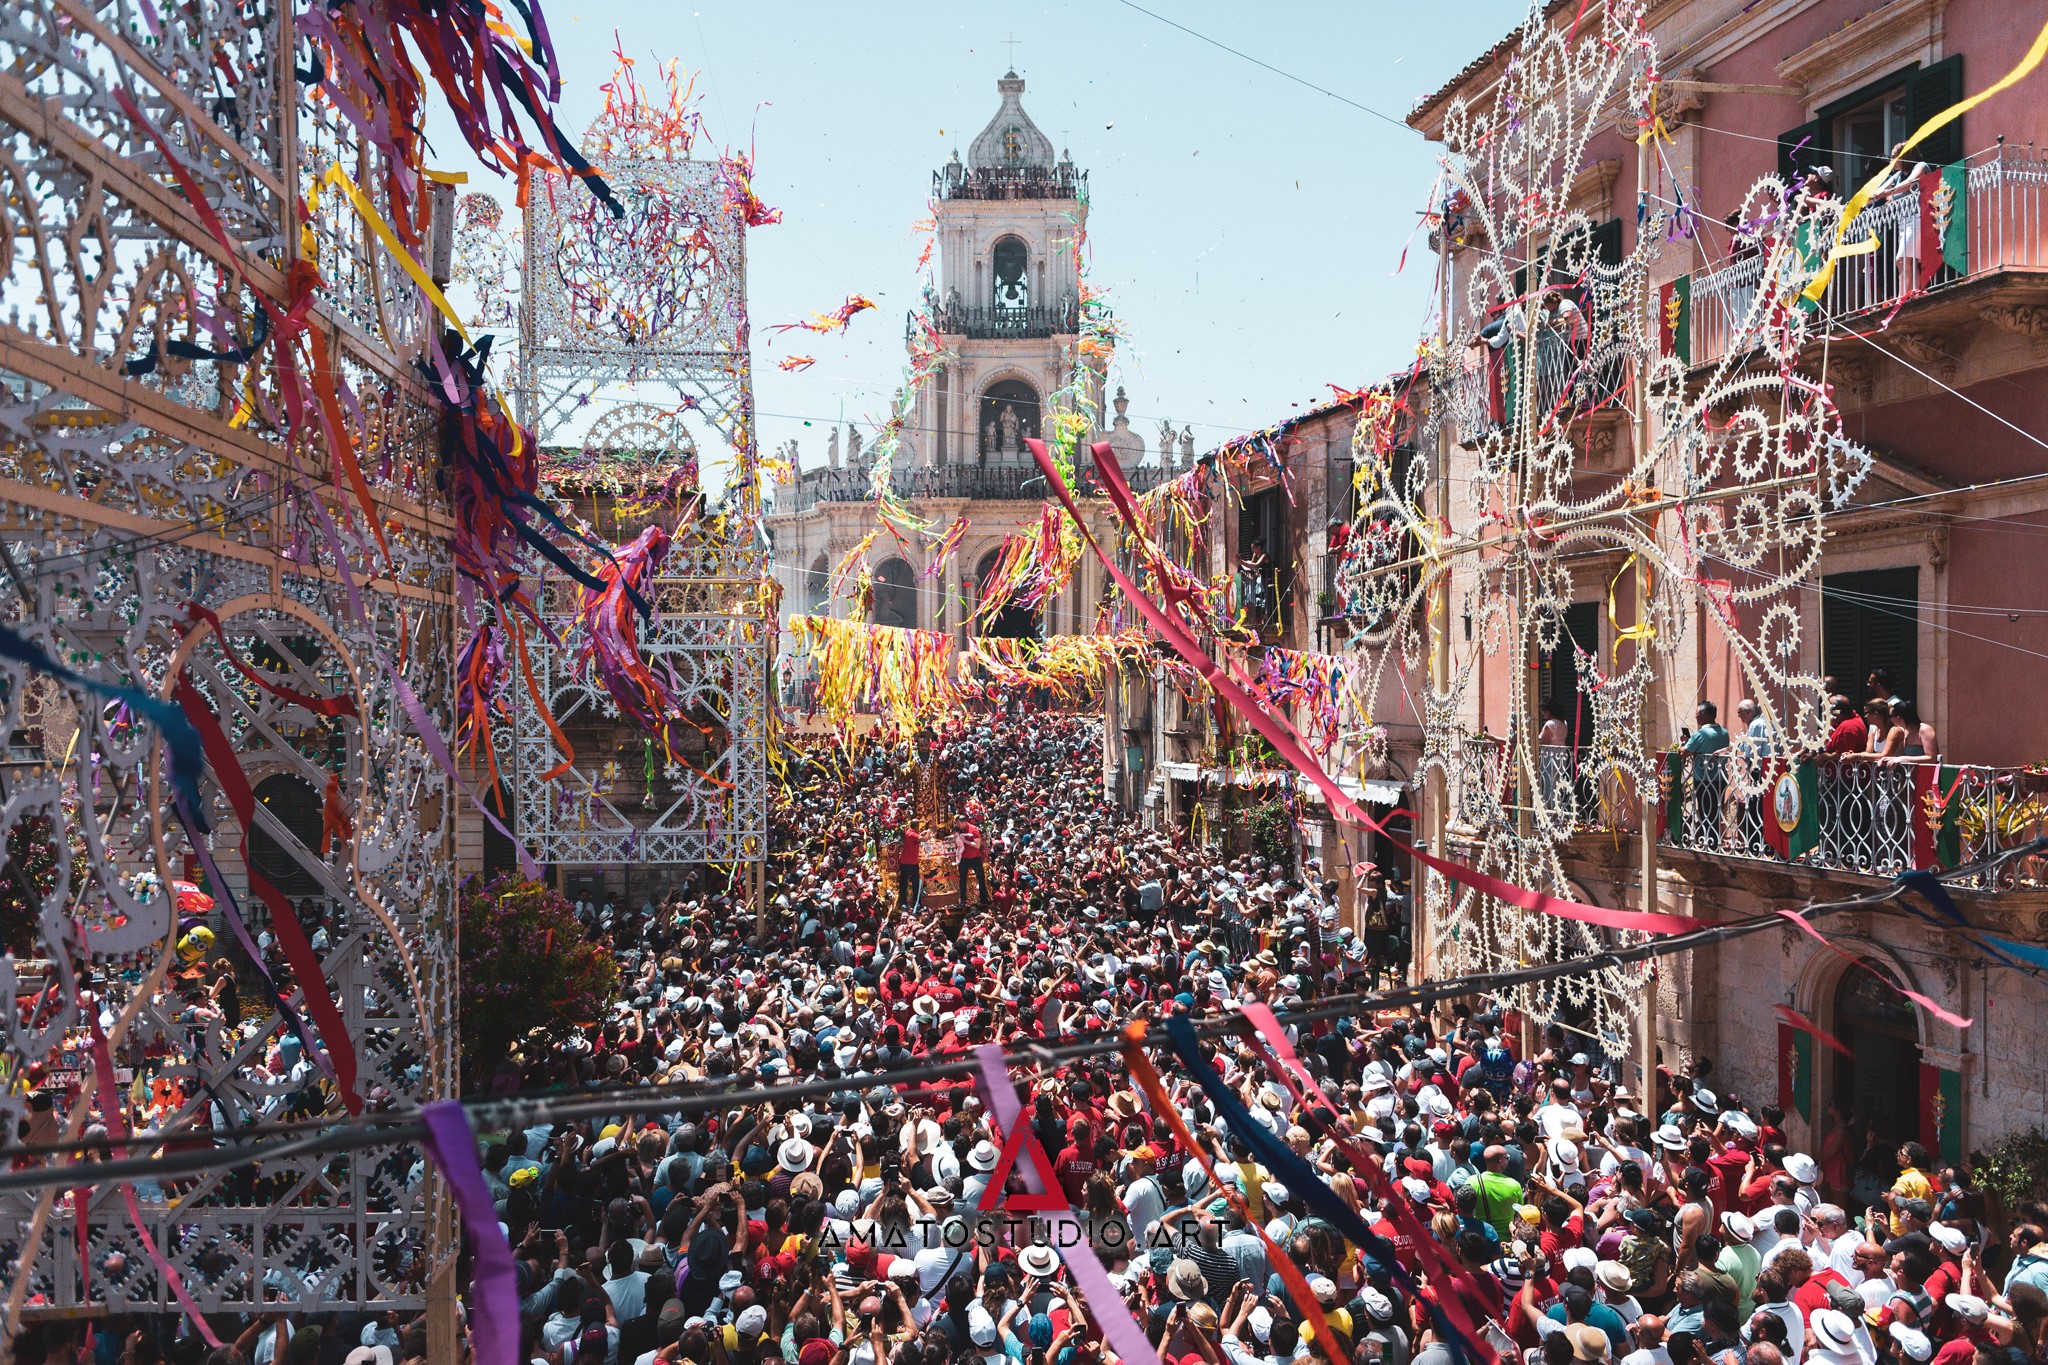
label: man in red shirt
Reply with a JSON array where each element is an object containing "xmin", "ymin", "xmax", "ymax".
[
  {"xmin": 1054, "ymin": 1117, "xmax": 1096, "ymax": 1208},
  {"xmin": 896, "ymin": 825, "xmax": 922, "ymax": 911},
  {"xmin": 958, "ymin": 820, "xmax": 988, "ymax": 908},
  {"xmin": 1824, "ymin": 696, "xmax": 1868, "ymax": 754}
]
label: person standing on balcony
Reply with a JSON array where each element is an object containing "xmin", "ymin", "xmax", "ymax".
[
  {"xmin": 1736, "ymin": 699, "xmax": 1771, "ymax": 757},
  {"xmin": 1846, "ymin": 699, "xmax": 1907, "ymax": 761},
  {"xmin": 1889, "ymin": 700, "xmax": 1938, "ymax": 762},
  {"xmin": 1823, "ymin": 698, "xmax": 1867, "ymax": 756},
  {"xmin": 1683, "ymin": 704, "xmax": 1731, "ymax": 846}
]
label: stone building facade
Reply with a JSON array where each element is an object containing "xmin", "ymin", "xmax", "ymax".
[
  {"xmin": 768, "ymin": 73, "xmax": 1187, "ymax": 658},
  {"xmin": 1403, "ymin": 0, "xmax": 2048, "ymax": 1166}
]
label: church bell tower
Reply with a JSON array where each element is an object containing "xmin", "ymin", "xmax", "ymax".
[{"xmin": 914, "ymin": 71, "xmax": 1099, "ymax": 477}]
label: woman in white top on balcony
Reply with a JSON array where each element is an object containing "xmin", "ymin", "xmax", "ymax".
[
  {"xmin": 1845, "ymin": 697, "xmax": 1909, "ymax": 761},
  {"xmin": 1866, "ymin": 145, "xmax": 1934, "ymax": 298}
]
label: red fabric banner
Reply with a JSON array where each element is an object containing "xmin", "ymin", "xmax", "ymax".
[
  {"xmin": 175, "ymin": 679, "xmax": 364, "ymax": 1111},
  {"xmin": 1030, "ymin": 437, "xmax": 1708, "ymax": 936}
]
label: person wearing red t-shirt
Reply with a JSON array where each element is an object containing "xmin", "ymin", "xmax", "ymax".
[
  {"xmin": 895, "ymin": 826, "xmax": 922, "ymax": 910},
  {"xmin": 1825, "ymin": 697, "xmax": 1868, "ymax": 754},
  {"xmin": 1708, "ymin": 1133, "xmax": 1755, "ymax": 1211},
  {"xmin": 958, "ymin": 821, "xmax": 988, "ymax": 908},
  {"xmin": 1054, "ymin": 1118, "xmax": 1096, "ymax": 1208}
]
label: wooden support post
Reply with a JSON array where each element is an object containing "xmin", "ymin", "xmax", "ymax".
[{"xmin": 1634, "ymin": 129, "xmax": 1662, "ymax": 1102}]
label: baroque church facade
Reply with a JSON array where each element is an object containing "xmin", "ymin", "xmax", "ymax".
[{"xmin": 767, "ymin": 71, "xmax": 1192, "ymax": 660}]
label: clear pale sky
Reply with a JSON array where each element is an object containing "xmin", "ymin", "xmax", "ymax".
[{"xmin": 432, "ymin": 0, "xmax": 1530, "ymax": 464}]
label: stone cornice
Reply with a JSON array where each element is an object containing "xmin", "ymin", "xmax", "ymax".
[{"xmin": 1777, "ymin": 0, "xmax": 1949, "ymax": 103}]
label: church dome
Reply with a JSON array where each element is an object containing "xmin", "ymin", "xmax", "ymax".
[{"xmin": 967, "ymin": 72, "xmax": 1056, "ymax": 170}]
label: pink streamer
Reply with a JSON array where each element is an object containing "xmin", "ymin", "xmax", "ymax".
[
  {"xmin": 1031, "ymin": 437, "xmax": 1707, "ymax": 937},
  {"xmin": 1776, "ymin": 911, "xmax": 1971, "ymax": 1027},
  {"xmin": 87, "ymin": 1023, "xmax": 223, "ymax": 1346},
  {"xmin": 972, "ymin": 1045, "xmax": 1160, "ymax": 1365}
]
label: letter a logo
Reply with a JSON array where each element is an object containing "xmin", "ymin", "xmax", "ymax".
[{"xmin": 976, "ymin": 1120, "xmax": 1066, "ymax": 1212}]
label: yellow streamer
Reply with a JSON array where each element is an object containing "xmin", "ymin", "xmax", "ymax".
[
  {"xmin": 1608, "ymin": 552, "xmax": 1655, "ymax": 668},
  {"xmin": 321, "ymin": 166, "xmax": 472, "ymax": 344},
  {"xmin": 1804, "ymin": 17, "xmax": 2048, "ymax": 303}
]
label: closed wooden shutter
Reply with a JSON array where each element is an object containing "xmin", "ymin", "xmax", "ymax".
[
  {"xmin": 1905, "ymin": 56, "xmax": 1965, "ymax": 166},
  {"xmin": 1822, "ymin": 567, "xmax": 1918, "ymax": 700},
  {"xmin": 1592, "ymin": 219, "xmax": 1623, "ymax": 267}
]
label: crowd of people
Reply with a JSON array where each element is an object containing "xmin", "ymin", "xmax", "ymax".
[{"xmin": 15, "ymin": 709, "xmax": 2045, "ymax": 1365}]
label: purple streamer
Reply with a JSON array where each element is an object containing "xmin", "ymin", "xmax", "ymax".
[
  {"xmin": 972, "ymin": 1045, "xmax": 1159, "ymax": 1365},
  {"xmin": 420, "ymin": 1101, "xmax": 520, "ymax": 1365}
]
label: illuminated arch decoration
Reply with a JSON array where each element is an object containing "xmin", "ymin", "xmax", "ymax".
[
  {"xmin": 1332, "ymin": 0, "xmax": 1873, "ymax": 1049},
  {"xmin": 506, "ymin": 59, "xmax": 772, "ymax": 871}
]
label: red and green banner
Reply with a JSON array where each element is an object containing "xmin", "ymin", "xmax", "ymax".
[
  {"xmin": 1658, "ymin": 275, "xmax": 1691, "ymax": 364},
  {"xmin": 1777, "ymin": 1018, "xmax": 1813, "ymax": 1123},
  {"xmin": 1910, "ymin": 765, "xmax": 1966, "ymax": 870},
  {"xmin": 1761, "ymin": 757, "xmax": 1820, "ymax": 861},
  {"xmin": 1920, "ymin": 1064, "xmax": 1963, "ymax": 1165},
  {"xmin": 1661, "ymin": 751, "xmax": 1683, "ymax": 840}
]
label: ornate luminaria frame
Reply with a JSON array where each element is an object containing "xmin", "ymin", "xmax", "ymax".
[
  {"xmin": 1333, "ymin": 0, "xmax": 1872, "ymax": 1049},
  {"xmin": 521, "ymin": 155, "xmax": 757, "ymax": 487},
  {"xmin": 493, "ymin": 578, "xmax": 769, "ymax": 866},
  {"xmin": 0, "ymin": 0, "xmax": 455, "ymax": 1325},
  {"xmin": 513, "ymin": 139, "xmax": 770, "ymax": 870}
]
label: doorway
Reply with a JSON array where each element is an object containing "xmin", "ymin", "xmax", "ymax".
[{"xmin": 1833, "ymin": 959, "xmax": 1922, "ymax": 1204}]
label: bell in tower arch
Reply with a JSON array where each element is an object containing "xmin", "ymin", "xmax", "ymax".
[{"xmin": 992, "ymin": 236, "xmax": 1029, "ymax": 313}]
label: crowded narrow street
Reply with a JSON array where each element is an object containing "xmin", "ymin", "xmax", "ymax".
[{"xmin": 7, "ymin": 0, "xmax": 2048, "ymax": 1363}]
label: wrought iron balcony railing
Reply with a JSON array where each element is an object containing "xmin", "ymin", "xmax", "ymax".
[
  {"xmin": 933, "ymin": 300, "xmax": 1080, "ymax": 339},
  {"xmin": 1690, "ymin": 147, "xmax": 2048, "ymax": 368},
  {"xmin": 1450, "ymin": 329, "xmax": 1626, "ymax": 447},
  {"xmin": 1447, "ymin": 739, "xmax": 2047, "ymax": 891},
  {"xmin": 1661, "ymin": 751, "xmax": 2048, "ymax": 890}
]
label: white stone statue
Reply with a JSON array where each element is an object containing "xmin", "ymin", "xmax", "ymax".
[
  {"xmin": 1179, "ymin": 426, "xmax": 1195, "ymax": 463},
  {"xmin": 827, "ymin": 427, "xmax": 840, "ymax": 469},
  {"xmin": 1158, "ymin": 419, "xmax": 1176, "ymax": 463},
  {"xmin": 998, "ymin": 403, "xmax": 1020, "ymax": 452}
]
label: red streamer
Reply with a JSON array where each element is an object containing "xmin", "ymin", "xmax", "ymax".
[
  {"xmin": 1030, "ymin": 436, "xmax": 1708, "ymax": 936},
  {"xmin": 174, "ymin": 680, "xmax": 364, "ymax": 1112}
]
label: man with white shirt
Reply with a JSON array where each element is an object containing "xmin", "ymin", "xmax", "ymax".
[
  {"xmin": 1782, "ymin": 1153, "xmax": 1822, "ymax": 1214},
  {"xmin": 1810, "ymin": 1205, "xmax": 1864, "ymax": 1281},
  {"xmin": 1618, "ymin": 1313, "xmax": 1671, "ymax": 1365},
  {"xmin": 1534, "ymin": 1078, "xmax": 1586, "ymax": 1142},
  {"xmin": 1596, "ymin": 1115, "xmax": 1655, "ymax": 1183}
]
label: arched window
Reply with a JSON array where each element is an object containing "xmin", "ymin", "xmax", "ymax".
[
  {"xmin": 992, "ymin": 236, "xmax": 1029, "ymax": 311},
  {"xmin": 804, "ymin": 553, "xmax": 830, "ymax": 614},
  {"xmin": 249, "ymin": 772, "xmax": 325, "ymax": 898},
  {"xmin": 978, "ymin": 378, "xmax": 1040, "ymax": 460},
  {"xmin": 870, "ymin": 557, "xmax": 917, "ymax": 630},
  {"xmin": 972, "ymin": 549, "xmax": 1041, "ymax": 640}
]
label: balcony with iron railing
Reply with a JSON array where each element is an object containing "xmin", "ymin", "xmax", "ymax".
[
  {"xmin": 776, "ymin": 459, "xmax": 1174, "ymax": 511},
  {"xmin": 1451, "ymin": 327, "xmax": 1626, "ymax": 447},
  {"xmin": 934, "ymin": 164, "xmax": 1087, "ymax": 201},
  {"xmin": 1689, "ymin": 147, "xmax": 2048, "ymax": 369},
  {"xmin": 932, "ymin": 298, "xmax": 1080, "ymax": 339},
  {"xmin": 1447, "ymin": 738, "xmax": 2048, "ymax": 891},
  {"xmin": 1661, "ymin": 751, "xmax": 2048, "ymax": 890}
]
